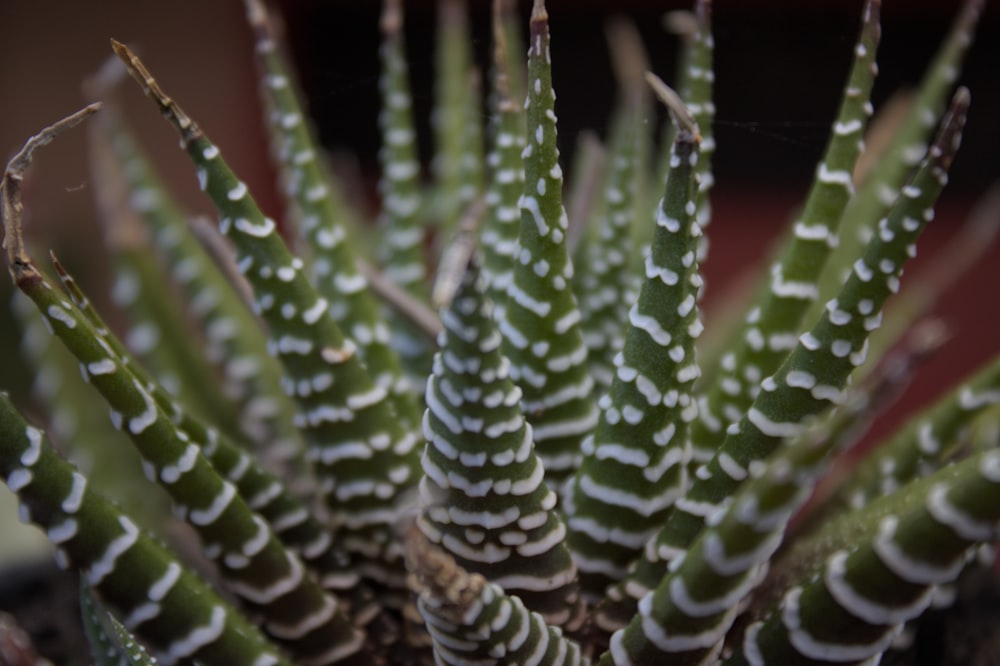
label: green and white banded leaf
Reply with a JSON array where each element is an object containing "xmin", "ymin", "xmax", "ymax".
[
  {"xmin": 600, "ymin": 101, "xmax": 967, "ymax": 656},
  {"xmin": 688, "ymin": 0, "xmax": 881, "ymax": 468},
  {"xmin": 858, "ymin": 177, "xmax": 1000, "ymax": 380},
  {"xmin": 652, "ymin": 0, "xmax": 714, "ymax": 264},
  {"xmin": 50, "ymin": 258, "xmax": 377, "ymax": 627},
  {"xmin": 88, "ymin": 115, "xmax": 247, "ymax": 445},
  {"xmin": 597, "ymin": 322, "xmax": 948, "ymax": 665},
  {"xmin": 11, "ymin": 291, "xmax": 165, "ymax": 529},
  {"xmin": 245, "ymin": 0, "xmax": 423, "ymax": 433},
  {"xmin": 573, "ymin": 35, "xmax": 645, "ymax": 394},
  {"xmin": 682, "ymin": 0, "xmax": 716, "ymax": 253},
  {"xmin": 481, "ymin": 0, "xmax": 527, "ymax": 324},
  {"xmin": 113, "ymin": 41, "xmax": 422, "ymax": 595},
  {"xmin": 567, "ymin": 84, "xmax": 702, "ymax": 600},
  {"xmin": 811, "ymin": 0, "xmax": 984, "ymax": 321},
  {"xmin": 429, "ymin": 0, "xmax": 475, "ymax": 244},
  {"xmin": 0, "ymin": 394, "xmax": 292, "ymax": 666},
  {"xmin": 729, "ymin": 447, "xmax": 1000, "ymax": 665},
  {"xmin": 837, "ymin": 350, "xmax": 1000, "ymax": 513},
  {"xmin": 375, "ymin": 0, "xmax": 436, "ymax": 384},
  {"xmin": 498, "ymin": 0, "xmax": 598, "ymax": 496},
  {"xmin": 599, "ymin": 85, "xmax": 969, "ymax": 634},
  {"xmin": 418, "ymin": 249, "xmax": 583, "ymax": 627},
  {"xmin": 4, "ymin": 110, "xmax": 368, "ymax": 662},
  {"xmin": 15, "ymin": 258, "xmax": 368, "ymax": 664},
  {"xmin": 91, "ymin": 105, "xmax": 304, "ymax": 472}
]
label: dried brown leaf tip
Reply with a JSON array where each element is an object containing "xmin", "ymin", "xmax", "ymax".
[
  {"xmin": 644, "ymin": 71, "xmax": 700, "ymax": 140},
  {"xmin": 405, "ymin": 525, "xmax": 485, "ymax": 609},
  {"xmin": 110, "ymin": 40, "xmax": 199, "ymax": 144},
  {"xmin": 2, "ymin": 104, "xmax": 100, "ymax": 281}
]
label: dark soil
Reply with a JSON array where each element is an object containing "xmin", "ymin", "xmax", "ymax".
[
  {"xmin": 0, "ymin": 560, "xmax": 88, "ymax": 665},
  {"xmin": 883, "ymin": 567, "xmax": 1000, "ymax": 666}
]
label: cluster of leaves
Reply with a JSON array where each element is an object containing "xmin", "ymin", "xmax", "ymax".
[{"xmin": 1, "ymin": 0, "xmax": 998, "ymax": 664}]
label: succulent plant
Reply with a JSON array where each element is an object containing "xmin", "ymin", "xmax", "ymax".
[{"xmin": 1, "ymin": 0, "xmax": 998, "ymax": 664}]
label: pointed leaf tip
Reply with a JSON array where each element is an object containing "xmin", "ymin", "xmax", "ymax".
[
  {"xmin": 381, "ymin": 0, "xmax": 403, "ymax": 34},
  {"xmin": 531, "ymin": 0, "xmax": 548, "ymax": 23},
  {"xmin": 243, "ymin": 0, "xmax": 267, "ymax": 27},
  {"xmin": 112, "ymin": 42, "xmax": 199, "ymax": 144},
  {"xmin": 109, "ymin": 37, "xmax": 128, "ymax": 59},
  {"xmin": 935, "ymin": 86, "xmax": 970, "ymax": 168}
]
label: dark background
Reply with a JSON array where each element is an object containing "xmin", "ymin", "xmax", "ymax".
[{"xmin": 280, "ymin": 0, "xmax": 999, "ymax": 196}]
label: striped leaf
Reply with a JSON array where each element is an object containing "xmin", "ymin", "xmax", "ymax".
[
  {"xmin": 835, "ymin": 350, "xmax": 1000, "ymax": 514},
  {"xmin": 0, "ymin": 394, "xmax": 292, "ymax": 666},
  {"xmin": 17, "ymin": 258, "xmax": 367, "ymax": 664},
  {"xmin": 10, "ymin": 291, "xmax": 164, "ymax": 528},
  {"xmin": 418, "ymin": 248, "xmax": 584, "ymax": 626},
  {"xmin": 811, "ymin": 0, "xmax": 984, "ymax": 321},
  {"xmin": 599, "ymin": 85, "xmax": 969, "ymax": 635},
  {"xmin": 375, "ymin": 0, "xmax": 435, "ymax": 383},
  {"xmin": 498, "ymin": 0, "xmax": 598, "ymax": 496},
  {"xmin": 113, "ymin": 41, "xmax": 422, "ymax": 596},
  {"xmin": 429, "ymin": 0, "xmax": 475, "ymax": 243},
  {"xmin": 574, "ymin": 39, "xmax": 645, "ymax": 394},
  {"xmin": 0, "ymin": 2, "xmax": 994, "ymax": 664},
  {"xmin": 3, "ymin": 106, "xmax": 369, "ymax": 663},
  {"xmin": 687, "ymin": 0, "xmax": 881, "ymax": 468},
  {"xmin": 91, "ymin": 105, "xmax": 303, "ymax": 472},
  {"xmin": 567, "ymin": 82, "xmax": 702, "ymax": 601},
  {"xmin": 88, "ymin": 111, "xmax": 249, "ymax": 448},
  {"xmin": 481, "ymin": 7, "xmax": 526, "ymax": 325},
  {"xmin": 50, "ymin": 258, "xmax": 376, "ymax": 625},
  {"xmin": 244, "ymin": 0, "xmax": 423, "ymax": 434},
  {"xmin": 731, "ymin": 447, "xmax": 1000, "ymax": 664}
]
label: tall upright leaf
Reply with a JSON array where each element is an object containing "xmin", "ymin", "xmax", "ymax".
[{"xmin": 498, "ymin": 0, "xmax": 598, "ymax": 496}]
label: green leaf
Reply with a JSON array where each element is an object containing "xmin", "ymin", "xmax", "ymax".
[
  {"xmin": 51, "ymin": 258, "xmax": 378, "ymax": 627},
  {"xmin": 91, "ymin": 105, "xmax": 304, "ymax": 470},
  {"xmin": 375, "ymin": 0, "xmax": 436, "ymax": 383},
  {"xmin": 81, "ymin": 582, "xmax": 159, "ymax": 666},
  {"xmin": 0, "ymin": 394, "xmax": 292, "ymax": 666},
  {"xmin": 687, "ymin": 0, "xmax": 881, "ymax": 468},
  {"xmin": 113, "ymin": 41, "xmax": 422, "ymax": 599},
  {"xmin": 418, "ymin": 248, "xmax": 583, "ymax": 626},
  {"xmin": 18, "ymin": 259, "xmax": 367, "ymax": 663},
  {"xmin": 11, "ymin": 291, "xmax": 167, "ymax": 530},
  {"xmin": 573, "ymin": 44, "xmax": 644, "ymax": 394},
  {"xmin": 482, "ymin": 10, "xmax": 527, "ymax": 325},
  {"xmin": 245, "ymin": 0, "xmax": 423, "ymax": 433},
  {"xmin": 498, "ymin": 0, "xmax": 598, "ymax": 495},
  {"xmin": 834, "ymin": 350, "xmax": 1000, "ymax": 516},
  {"xmin": 729, "ymin": 446, "xmax": 1000, "ymax": 664},
  {"xmin": 567, "ymin": 83, "xmax": 702, "ymax": 600},
  {"xmin": 599, "ymin": 84, "xmax": 970, "ymax": 636},
  {"xmin": 430, "ymin": 0, "xmax": 476, "ymax": 242},
  {"xmin": 812, "ymin": 0, "xmax": 984, "ymax": 320}
]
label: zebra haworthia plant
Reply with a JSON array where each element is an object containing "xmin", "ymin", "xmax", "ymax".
[{"xmin": 1, "ymin": 0, "xmax": 997, "ymax": 664}]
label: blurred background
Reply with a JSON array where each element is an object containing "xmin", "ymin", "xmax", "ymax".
[{"xmin": 0, "ymin": 0, "xmax": 997, "ymax": 540}]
